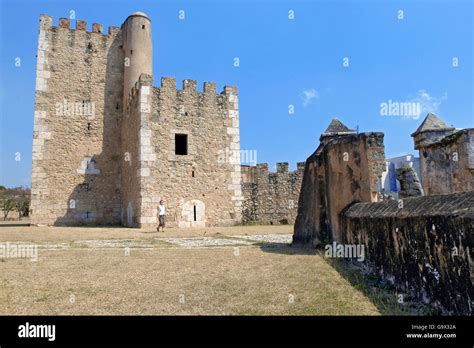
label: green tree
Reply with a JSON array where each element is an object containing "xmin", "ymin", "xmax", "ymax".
[
  {"xmin": 0, "ymin": 187, "xmax": 31, "ymax": 220},
  {"xmin": 2, "ymin": 198, "xmax": 15, "ymax": 220}
]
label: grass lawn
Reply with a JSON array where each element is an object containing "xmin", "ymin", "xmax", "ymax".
[{"xmin": 0, "ymin": 222, "xmax": 407, "ymax": 315}]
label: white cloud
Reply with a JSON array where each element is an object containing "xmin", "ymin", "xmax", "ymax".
[
  {"xmin": 408, "ymin": 89, "xmax": 447, "ymax": 118},
  {"xmin": 301, "ymin": 88, "xmax": 319, "ymax": 107}
]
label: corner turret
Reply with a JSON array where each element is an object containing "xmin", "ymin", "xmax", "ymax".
[
  {"xmin": 122, "ymin": 12, "xmax": 153, "ymax": 104},
  {"xmin": 411, "ymin": 113, "xmax": 455, "ymax": 149}
]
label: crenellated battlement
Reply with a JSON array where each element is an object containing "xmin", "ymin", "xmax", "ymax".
[
  {"xmin": 124, "ymin": 73, "xmax": 153, "ymax": 111},
  {"xmin": 241, "ymin": 161, "xmax": 305, "ymax": 224},
  {"xmin": 245, "ymin": 162, "xmax": 305, "ymax": 176},
  {"xmin": 149, "ymin": 77, "xmax": 239, "ymax": 117},
  {"xmin": 157, "ymin": 77, "xmax": 237, "ymax": 96},
  {"xmin": 241, "ymin": 161, "xmax": 305, "ymax": 192},
  {"xmin": 39, "ymin": 14, "xmax": 120, "ymax": 37},
  {"xmin": 123, "ymin": 76, "xmax": 239, "ymax": 122}
]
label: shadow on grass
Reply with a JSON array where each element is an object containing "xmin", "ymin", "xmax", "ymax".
[
  {"xmin": 0, "ymin": 222, "xmax": 31, "ymax": 227},
  {"xmin": 260, "ymin": 242, "xmax": 429, "ymax": 315},
  {"xmin": 258, "ymin": 242, "xmax": 319, "ymax": 256},
  {"xmin": 35, "ymin": 224, "xmax": 125, "ymax": 229},
  {"xmin": 140, "ymin": 230, "xmax": 160, "ymax": 234},
  {"xmin": 320, "ymin": 253, "xmax": 437, "ymax": 315}
]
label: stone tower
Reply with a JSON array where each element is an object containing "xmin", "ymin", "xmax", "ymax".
[
  {"xmin": 30, "ymin": 14, "xmax": 124, "ymax": 226},
  {"xmin": 30, "ymin": 12, "xmax": 243, "ymax": 228},
  {"xmin": 412, "ymin": 113, "xmax": 474, "ymax": 195},
  {"xmin": 319, "ymin": 118, "xmax": 356, "ymax": 145},
  {"xmin": 122, "ymin": 12, "xmax": 153, "ymax": 104},
  {"xmin": 412, "ymin": 113, "xmax": 455, "ymax": 150}
]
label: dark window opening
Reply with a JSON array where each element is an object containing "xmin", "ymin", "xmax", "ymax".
[
  {"xmin": 115, "ymin": 103, "xmax": 119, "ymax": 110},
  {"xmin": 191, "ymin": 170, "xmax": 195, "ymax": 177},
  {"xmin": 87, "ymin": 122, "xmax": 91, "ymax": 131},
  {"xmin": 130, "ymin": 50, "xmax": 133, "ymax": 55},
  {"xmin": 193, "ymin": 205, "xmax": 197, "ymax": 222},
  {"xmin": 175, "ymin": 134, "xmax": 188, "ymax": 155},
  {"xmin": 142, "ymin": 25, "xmax": 145, "ymax": 29}
]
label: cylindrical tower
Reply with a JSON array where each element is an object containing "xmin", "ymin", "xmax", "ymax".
[{"xmin": 122, "ymin": 12, "xmax": 153, "ymax": 103}]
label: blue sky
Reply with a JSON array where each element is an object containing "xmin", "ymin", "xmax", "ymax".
[{"xmin": 0, "ymin": 0, "xmax": 472, "ymax": 188}]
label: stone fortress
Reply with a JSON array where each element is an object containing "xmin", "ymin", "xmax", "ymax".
[
  {"xmin": 31, "ymin": 12, "xmax": 245, "ymax": 228},
  {"xmin": 29, "ymin": 11, "xmax": 314, "ymax": 228},
  {"xmin": 30, "ymin": 12, "xmax": 473, "ymax": 230},
  {"xmin": 30, "ymin": 11, "xmax": 473, "ymax": 314}
]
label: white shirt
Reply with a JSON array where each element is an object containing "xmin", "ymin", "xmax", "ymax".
[{"xmin": 158, "ymin": 204, "xmax": 166, "ymax": 216}]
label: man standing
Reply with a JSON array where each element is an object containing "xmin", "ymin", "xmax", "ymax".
[{"xmin": 157, "ymin": 200, "xmax": 166, "ymax": 232}]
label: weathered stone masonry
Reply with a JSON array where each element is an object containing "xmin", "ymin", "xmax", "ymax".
[
  {"xmin": 241, "ymin": 162, "xmax": 304, "ymax": 224},
  {"xmin": 412, "ymin": 113, "xmax": 474, "ymax": 195},
  {"xmin": 31, "ymin": 15, "xmax": 123, "ymax": 226},
  {"xmin": 294, "ymin": 118, "xmax": 474, "ymax": 314},
  {"xmin": 342, "ymin": 192, "xmax": 474, "ymax": 315},
  {"xmin": 131, "ymin": 76, "xmax": 244, "ymax": 228},
  {"xmin": 31, "ymin": 13, "xmax": 243, "ymax": 228},
  {"xmin": 294, "ymin": 119, "xmax": 386, "ymax": 246}
]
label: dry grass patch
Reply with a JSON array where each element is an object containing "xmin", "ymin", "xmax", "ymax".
[
  {"xmin": 0, "ymin": 222, "xmax": 292, "ymax": 243},
  {"xmin": 0, "ymin": 226, "xmax": 379, "ymax": 315}
]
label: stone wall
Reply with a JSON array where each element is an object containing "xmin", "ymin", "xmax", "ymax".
[
  {"xmin": 293, "ymin": 118, "xmax": 474, "ymax": 314},
  {"xmin": 120, "ymin": 75, "xmax": 150, "ymax": 227},
  {"xmin": 135, "ymin": 77, "xmax": 243, "ymax": 228},
  {"xmin": 241, "ymin": 162, "xmax": 304, "ymax": 224},
  {"xmin": 412, "ymin": 113, "xmax": 474, "ymax": 195},
  {"xmin": 31, "ymin": 16, "xmax": 123, "ymax": 225},
  {"xmin": 416, "ymin": 129, "xmax": 474, "ymax": 195},
  {"xmin": 341, "ymin": 191, "xmax": 474, "ymax": 315},
  {"xmin": 293, "ymin": 132, "xmax": 385, "ymax": 245},
  {"xmin": 396, "ymin": 166, "xmax": 424, "ymax": 198}
]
